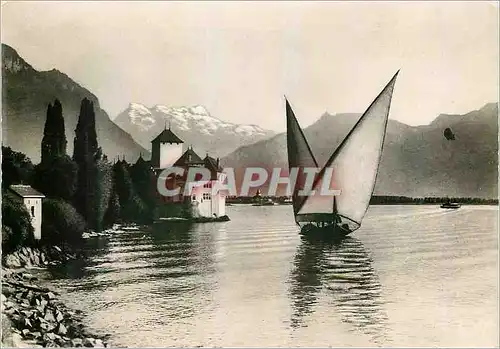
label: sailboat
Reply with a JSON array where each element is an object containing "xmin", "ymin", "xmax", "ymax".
[{"xmin": 286, "ymin": 71, "xmax": 399, "ymax": 239}]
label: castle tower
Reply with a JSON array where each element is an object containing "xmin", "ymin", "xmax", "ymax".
[{"xmin": 151, "ymin": 125, "xmax": 184, "ymax": 170}]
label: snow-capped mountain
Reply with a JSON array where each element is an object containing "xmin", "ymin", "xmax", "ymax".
[{"xmin": 113, "ymin": 103, "xmax": 276, "ymax": 157}]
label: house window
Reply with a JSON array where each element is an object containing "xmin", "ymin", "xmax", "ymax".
[
  {"xmin": 192, "ymin": 195, "xmax": 196, "ymax": 201},
  {"xmin": 203, "ymin": 193, "xmax": 211, "ymax": 200},
  {"xmin": 31, "ymin": 206, "xmax": 35, "ymax": 217},
  {"xmin": 203, "ymin": 182, "xmax": 212, "ymax": 188}
]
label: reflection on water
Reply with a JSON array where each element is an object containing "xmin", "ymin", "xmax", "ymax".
[
  {"xmin": 289, "ymin": 237, "xmax": 388, "ymax": 342},
  {"xmin": 47, "ymin": 234, "xmax": 111, "ymax": 280},
  {"xmin": 46, "ymin": 222, "xmax": 220, "ymax": 324},
  {"xmin": 38, "ymin": 205, "xmax": 498, "ymax": 347},
  {"xmin": 289, "ymin": 239, "xmax": 324, "ymax": 328}
]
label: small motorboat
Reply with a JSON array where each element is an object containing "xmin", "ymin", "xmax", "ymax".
[
  {"xmin": 440, "ymin": 202, "xmax": 461, "ymax": 209},
  {"xmin": 252, "ymin": 199, "xmax": 276, "ymax": 206}
]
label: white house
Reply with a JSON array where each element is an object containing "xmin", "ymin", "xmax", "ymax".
[
  {"xmin": 10, "ymin": 185, "xmax": 45, "ymax": 240},
  {"xmin": 175, "ymin": 150, "xmax": 226, "ymax": 218},
  {"xmin": 151, "ymin": 127, "xmax": 226, "ymax": 218}
]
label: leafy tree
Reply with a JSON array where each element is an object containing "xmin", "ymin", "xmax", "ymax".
[
  {"xmin": 33, "ymin": 155, "xmax": 77, "ymax": 201},
  {"xmin": 2, "ymin": 191, "xmax": 34, "ymax": 253},
  {"xmin": 122, "ymin": 194, "xmax": 150, "ymax": 223},
  {"xmin": 113, "ymin": 160, "xmax": 134, "ymax": 207},
  {"xmin": 92, "ymin": 155, "xmax": 113, "ymax": 232},
  {"xmin": 130, "ymin": 155, "xmax": 157, "ymax": 211},
  {"xmin": 111, "ymin": 159, "xmax": 154, "ymax": 223},
  {"xmin": 104, "ymin": 192, "xmax": 120, "ymax": 227},
  {"xmin": 1, "ymin": 146, "xmax": 34, "ymax": 187}
]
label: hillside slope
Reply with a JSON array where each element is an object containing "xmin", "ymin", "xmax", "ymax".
[
  {"xmin": 2, "ymin": 44, "xmax": 148, "ymax": 163},
  {"xmin": 222, "ymin": 103, "xmax": 498, "ymax": 198}
]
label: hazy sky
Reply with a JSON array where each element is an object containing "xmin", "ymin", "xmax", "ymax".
[{"xmin": 2, "ymin": 1, "xmax": 498, "ymax": 131}]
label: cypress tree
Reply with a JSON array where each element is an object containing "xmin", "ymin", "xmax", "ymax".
[
  {"xmin": 41, "ymin": 102, "xmax": 54, "ymax": 164},
  {"xmin": 36, "ymin": 99, "xmax": 76, "ymax": 201},
  {"xmin": 52, "ymin": 99, "xmax": 67, "ymax": 156},
  {"xmin": 73, "ymin": 98, "xmax": 112, "ymax": 232},
  {"xmin": 73, "ymin": 98, "xmax": 98, "ymax": 226},
  {"xmin": 89, "ymin": 101, "xmax": 98, "ymax": 157},
  {"xmin": 41, "ymin": 99, "xmax": 67, "ymax": 164},
  {"xmin": 73, "ymin": 98, "xmax": 98, "ymax": 164}
]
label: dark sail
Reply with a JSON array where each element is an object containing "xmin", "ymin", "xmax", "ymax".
[{"xmin": 285, "ymin": 98, "xmax": 319, "ymax": 218}]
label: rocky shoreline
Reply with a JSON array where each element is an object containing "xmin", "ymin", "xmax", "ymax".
[{"xmin": 1, "ymin": 247, "xmax": 110, "ymax": 348}]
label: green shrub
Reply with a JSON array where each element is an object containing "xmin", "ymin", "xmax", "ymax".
[
  {"xmin": 41, "ymin": 199, "xmax": 86, "ymax": 246},
  {"xmin": 1, "ymin": 191, "xmax": 34, "ymax": 253}
]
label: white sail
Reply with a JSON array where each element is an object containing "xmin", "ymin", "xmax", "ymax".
[
  {"xmin": 295, "ymin": 176, "xmax": 335, "ymax": 217},
  {"xmin": 297, "ymin": 71, "xmax": 399, "ymax": 228}
]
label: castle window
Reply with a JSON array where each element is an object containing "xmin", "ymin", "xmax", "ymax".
[{"xmin": 203, "ymin": 193, "xmax": 211, "ymax": 200}]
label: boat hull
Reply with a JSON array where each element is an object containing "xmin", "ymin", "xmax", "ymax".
[
  {"xmin": 299, "ymin": 222, "xmax": 352, "ymax": 242},
  {"xmin": 440, "ymin": 203, "xmax": 461, "ymax": 209}
]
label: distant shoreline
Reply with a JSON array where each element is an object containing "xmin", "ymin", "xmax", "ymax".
[
  {"xmin": 369, "ymin": 202, "xmax": 498, "ymax": 206},
  {"xmin": 226, "ymin": 196, "xmax": 498, "ymax": 206},
  {"xmin": 369, "ymin": 196, "xmax": 498, "ymax": 205}
]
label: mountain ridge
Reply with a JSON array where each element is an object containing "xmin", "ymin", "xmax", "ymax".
[
  {"xmin": 222, "ymin": 102, "xmax": 498, "ymax": 198},
  {"xmin": 2, "ymin": 43, "xmax": 148, "ymax": 163}
]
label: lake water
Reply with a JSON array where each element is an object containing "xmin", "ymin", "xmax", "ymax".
[{"xmin": 42, "ymin": 205, "xmax": 498, "ymax": 347}]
